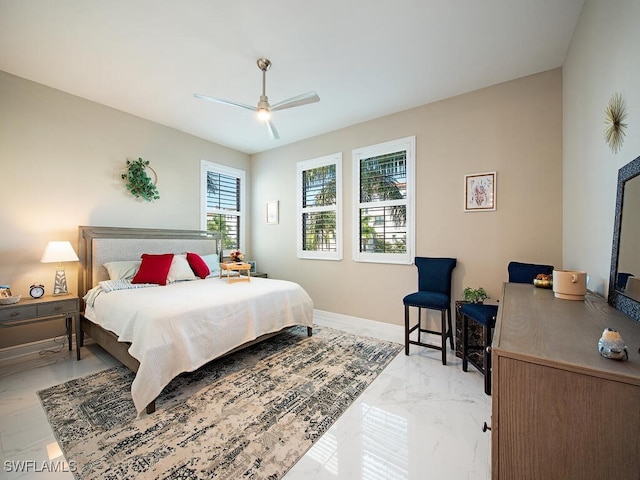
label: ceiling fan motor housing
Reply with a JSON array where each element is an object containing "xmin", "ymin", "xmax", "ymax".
[{"xmin": 257, "ymin": 58, "xmax": 272, "ymax": 71}]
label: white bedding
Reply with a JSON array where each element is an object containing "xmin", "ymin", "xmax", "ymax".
[{"xmin": 83, "ymin": 276, "xmax": 313, "ymax": 413}]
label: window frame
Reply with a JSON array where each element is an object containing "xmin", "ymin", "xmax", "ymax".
[
  {"xmin": 200, "ymin": 160, "xmax": 246, "ymax": 255},
  {"xmin": 352, "ymin": 136, "xmax": 415, "ymax": 264},
  {"xmin": 296, "ymin": 152, "xmax": 343, "ymax": 260}
]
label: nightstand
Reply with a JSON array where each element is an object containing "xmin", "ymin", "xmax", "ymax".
[
  {"xmin": 0, "ymin": 295, "xmax": 79, "ymax": 352},
  {"xmin": 241, "ymin": 271, "xmax": 267, "ymax": 278}
]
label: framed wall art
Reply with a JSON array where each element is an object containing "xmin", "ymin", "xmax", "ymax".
[
  {"xmin": 464, "ymin": 172, "xmax": 496, "ymax": 212},
  {"xmin": 266, "ymin": 200, "xmax": 279, "ymax": 224}
]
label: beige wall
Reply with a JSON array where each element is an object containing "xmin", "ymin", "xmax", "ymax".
[
  {"xmin": 1, "ymin": 67, "xmax": 565, "ymax": 347},
  {"xmin": 563, "ymin": 0, "xmax": 640, "ymax": 296},
  {"xmin": 251, "ymin": 69, "xmax": 563, "ymax": 325},
  {"xmin": 0, "ymin": 71, "xmax": 250, "ymax": 347}
]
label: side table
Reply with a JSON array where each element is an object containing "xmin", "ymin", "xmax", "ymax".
[
  {"xmin": 454, "ymin": 300, "xmax": 484, "ymax": 369},
  {"xmin": 0, "ymin": 294, "xmax": 79, "ymax": 352}
]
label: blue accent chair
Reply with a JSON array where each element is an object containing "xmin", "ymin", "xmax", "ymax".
[
  {"xmin": 461, "ymin": 261, "xmax": 554, "ymax": 394},
  {"xmin": 403, "ymin": 257, "xmax": 457, "ymax": 365},
  {"xmin": 616, "ymin": 272, "xmax": 634, "ymax": 291},
  {"xmin": 507, "ymin": 261, "xmax": 554, "ymax": 284}
]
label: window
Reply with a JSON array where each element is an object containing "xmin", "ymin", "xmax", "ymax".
[
  {"xmin": 296, "ymin": 153, "xmax": 342, "ymax": 260},
  {"xmin": 201, "ymin": 161, "xmax": 246, "ymax": 253},
  {"xmin": 352, "ymin": 136, "xmax": 415, "ymax": 264}
]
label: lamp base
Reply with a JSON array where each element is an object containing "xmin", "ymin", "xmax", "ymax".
[{"xmin": 53, "ymin": 268, "xmax": 69, "ymax": 296}]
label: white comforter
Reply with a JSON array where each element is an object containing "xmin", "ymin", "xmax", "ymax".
[{"xmin": 83, "ymin": 276, "xmax": 313, "ymax": 414}]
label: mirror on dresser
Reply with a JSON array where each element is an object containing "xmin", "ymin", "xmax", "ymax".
[{"xmin": 609, "ymin": 154, "xmax": 640, "ymax": 321}]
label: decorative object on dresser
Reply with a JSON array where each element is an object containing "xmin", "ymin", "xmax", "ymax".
[
  {"xmin": 39, "ymin": 325, "xmax": 401, "ymax": 480},
  {"xmin": 491, "ymin": 282, "xmax": 640, "ymax": 479},
  {"xmin": 0, "ymin": 294, "xmax": 21, "ymax": 305},
  {"xmin": 40, "ymin": 241, "xmax": 79, "ymax": 295},
  {"xmin": 598, "ymin": 327, "xmax": 629, "ymax": 360},
  {"xmin": 533, "ymin": 273, "xmax": 553, "ymax": 288},
  {"xmin": 552, "ymin": 269, "xmax": 587, "ymax": 300},
  {"xmin": 609, "ymin": 154, "xmax": 640, "ymax": 321},
  {"xmin": 29, "ymin": 284, "xmax": 45, "ymax": 298},
  {"xmin": 403, "ymin": 257, "xmax": 457, "ymax": 365},
  {"xmin": 121, "ymin": 157, "xmax": 159, "ymax": 201},
  {"xmin": 0, "ymin": 285, "xmax": 20, "ymax": 304}
]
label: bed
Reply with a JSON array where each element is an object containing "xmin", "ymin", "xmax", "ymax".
[{"xmin": 75, "ymin": 226, "xmax": 313, "ymax": 415}]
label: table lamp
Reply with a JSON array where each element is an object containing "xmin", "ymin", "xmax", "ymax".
[{"xmin": 40, "ymin": 241, "xmax": 79, "ymax": 295}]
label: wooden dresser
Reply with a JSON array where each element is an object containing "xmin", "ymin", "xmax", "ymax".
[{"xmin": 491, "ymin": 282, "xmax": 640, "ymax": 479}]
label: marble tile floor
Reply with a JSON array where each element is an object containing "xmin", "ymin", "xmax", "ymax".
[{"xmin": 0, "ymin": 312, "xmax": 491, "ymax": 479}]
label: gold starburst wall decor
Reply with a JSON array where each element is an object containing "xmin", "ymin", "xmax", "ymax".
[{"xmin": 604, "ymin": 92, "xmax": 628, "ymax": 154}]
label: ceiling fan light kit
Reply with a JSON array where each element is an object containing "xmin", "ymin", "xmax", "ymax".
[{"xmin": 194, "ymin": 58, "xmax": 319, "ymax": 140}]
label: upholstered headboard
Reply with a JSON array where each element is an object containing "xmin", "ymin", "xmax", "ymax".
[{"xmin": 77, "ymin": 226, "xmax": 220, "ymax": 305}]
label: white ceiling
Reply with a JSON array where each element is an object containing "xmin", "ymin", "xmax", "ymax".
[{"xmin": 0, "ymin": 0, "xmax": 585, "ymax": 155}]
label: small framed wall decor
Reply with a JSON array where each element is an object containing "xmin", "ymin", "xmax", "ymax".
[
  {"xmin": 464, "ymin": 172, "xmax": 496, "ymax": 212},
  {"xmin": 266, "ymin": 200, "xmax": 279, "ymax": 224}
]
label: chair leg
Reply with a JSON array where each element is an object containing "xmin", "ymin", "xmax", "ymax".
[
  {"xmin": 462, "ymin": 313, "xmax": 469, "ymax": 372},
  {"xmin": 417, "ymin": 308, "xmax": 422, "ymax": 343},
  {"xmin": 447, "ymin": 307, "xmax": 454, "ymax": 349},
  {"xmin": 440, "ymin": 310, "xmax": 447, "ymax": 365},
  {"xmin": 484, "ymin": 325, "xmax": 492, "ymax": 395},
  {"xmin": 404, "ymin": 305, "xmax": 410, "ymax": 356}
]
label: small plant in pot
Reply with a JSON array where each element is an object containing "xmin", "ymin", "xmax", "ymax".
[{"xmin": 463, "ymin": 286, "xmax": 489, "ymax": 304}]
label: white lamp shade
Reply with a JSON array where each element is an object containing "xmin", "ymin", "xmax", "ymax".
[{"xmin": 40, "ymin": 241, "xmax": 79, "ymax": 263}]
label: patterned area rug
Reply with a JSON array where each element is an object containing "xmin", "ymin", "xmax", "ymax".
[{"xmin": 38, "ymin": 325, "xmax": 401, "ymax": 479}]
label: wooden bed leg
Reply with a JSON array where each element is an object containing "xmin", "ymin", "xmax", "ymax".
[
  {"xmin": 76, "ymin": 316, "xmax": 84, "ymax": 361},
  {"xmin": 146, "ymin": 401, "xmax": 156, "ymax": 414},
  {"xmin": 307, "ymin": 326, "xmax": 313, "ymax": 337}
]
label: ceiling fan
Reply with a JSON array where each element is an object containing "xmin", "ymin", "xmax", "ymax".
[{"xmin": 194, "ymin": 58, "xmax": 320, "ymax": 140}]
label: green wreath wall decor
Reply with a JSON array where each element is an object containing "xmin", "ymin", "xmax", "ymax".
[
  {"xmin": 604, "ymin": 92, "xmax": 628, "ymax": 154},
  {"xmin": 121, "ymin": 157, "xmax": 160, "ymax": 202}
]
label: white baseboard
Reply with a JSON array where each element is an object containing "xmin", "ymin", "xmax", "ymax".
[
  {"xmin": 313, "ymin": 309, "xmax": 404, "ymax": 341},
  {"xmin": 0, "ymin": 335, "xmax": 88, "ymax": 366}
]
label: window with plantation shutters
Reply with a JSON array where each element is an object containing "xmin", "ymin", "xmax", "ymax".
[
  {"xmin": 352, "ymin": 136, "xmax": 415, "ymax": 264},
  {"xmin": 297, "ymin": 153, "xmax": 342, "ymax": 260},
  {"xmin": 201, "ymin": 161, "xmax": 246, "ymax": 253}
]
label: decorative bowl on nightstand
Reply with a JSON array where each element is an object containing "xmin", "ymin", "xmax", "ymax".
[{"xmin": 0, "ymin": 294, "xmax": 21, "ymax": 305}]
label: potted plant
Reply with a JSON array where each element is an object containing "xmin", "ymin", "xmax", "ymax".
[
  {"xmin": 121, "ymin": 157, "xmax": 160, "ymax": 202},
  {"xmin": 463, "ymin": 286, "xmax": 489, "ymax": 304}
]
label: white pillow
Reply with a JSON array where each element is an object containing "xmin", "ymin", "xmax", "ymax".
[
  {"xmin": 167, "ymin": 253, "xmax": 197, "ymax": 282},
  {"xmin": 103, "ymin": 261, "xmax": 141, "ymax": 280}
]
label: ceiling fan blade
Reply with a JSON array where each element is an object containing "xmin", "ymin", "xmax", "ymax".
[
  {"xmin": 266, "ymin": 120, "xmax": 280, "ymax": 140},
  {"xmin": 193, "ymin": 93, "xmax": 257, "ymax": 112},
  {"xmin": 270, "ymin": 92, "xmax": 320, "ymax": 111}
]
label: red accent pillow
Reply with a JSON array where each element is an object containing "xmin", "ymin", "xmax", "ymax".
[
  {"xmin": 132, "ymin": 253, "xmax": 174, "ymax": 285},
  {"xmin": 186, "ymin": 252, "xmax": 210, "ymax": 279}
]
